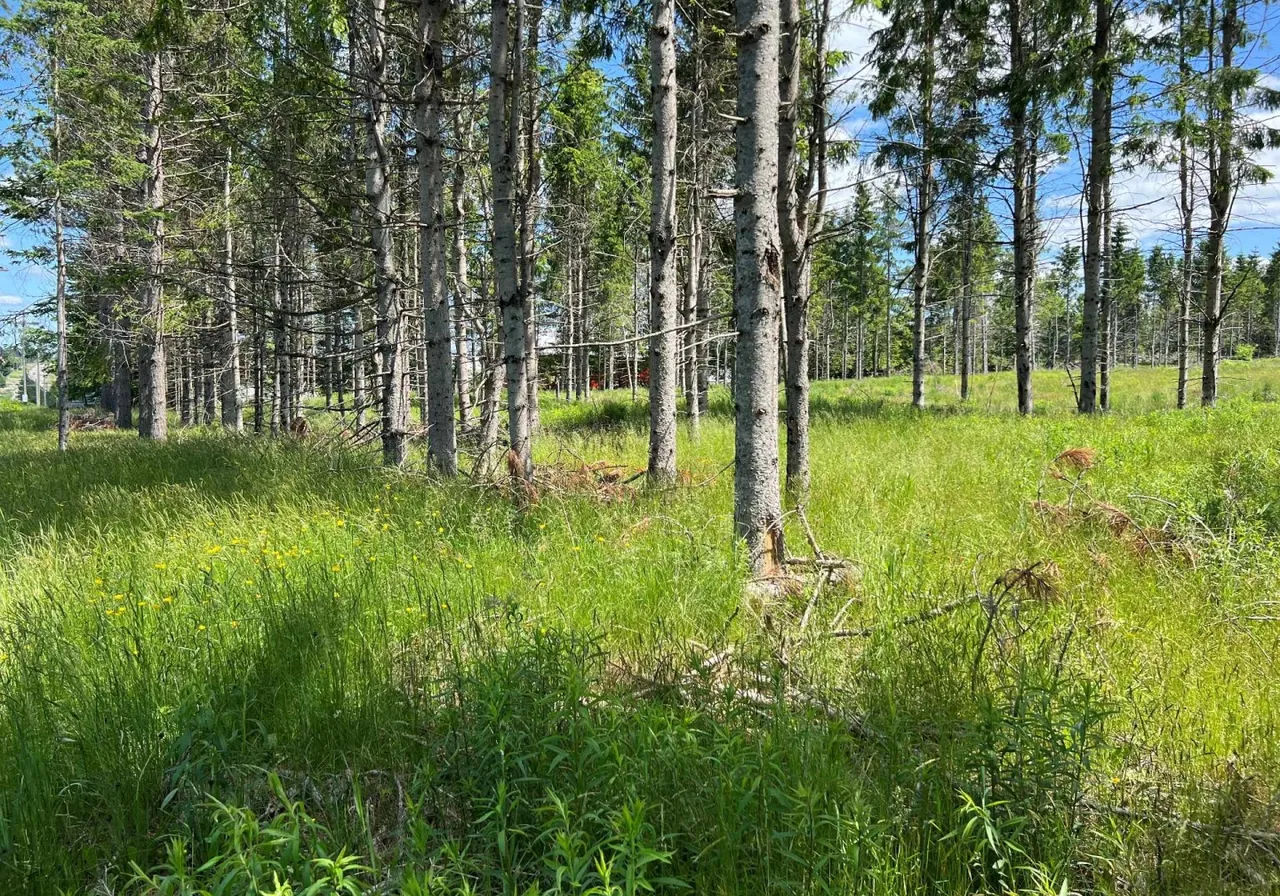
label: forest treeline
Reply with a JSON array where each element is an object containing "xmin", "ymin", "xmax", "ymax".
[{"xmin": 1, "ymin": 0, "xmax": 1278, "ymax": 569}]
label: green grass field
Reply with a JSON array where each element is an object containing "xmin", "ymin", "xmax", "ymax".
[{"xmin": 2, "ymin": 361, "xmax": 1280, "ymax": 894}]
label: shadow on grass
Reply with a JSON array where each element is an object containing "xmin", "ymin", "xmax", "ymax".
[{"xmin": 0, "ymin": 578, "xmax": 1115, "ymax": 895}]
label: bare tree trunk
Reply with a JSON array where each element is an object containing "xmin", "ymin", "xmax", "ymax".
[
  {"xmin": 270, "ymin": 229, "xmax": 284, "ymax": 436},
  {"xmin": 733, "ymin": 0, "xmax": 786, "ymax": 574},
  {"xmin": 253, "ymin": 292, "xmax": 265, "ymax": 433},
  {"xmin": 137, "ymin": 50, "xmax": 168, "ymax": 441},
  {"xmin": 1009, "ymin": 0, "xmax": 1033, "ymax": 416},
  {"xmin": 518, "ymin": 0, "xmax": 542, "ymax": 433},
  {"xmin": 219, "ymin": 148, "xmax": 243, "ymax": 430},
  {"xmin": 960, "ymin": 205, "xmax": 973, "ymax": 401},
  {"xmin": 51, "ymin": 48, "xmax": 69, "ymax": 451},
  {"xmin": 490, "ymin": 0, "xmax": 531, "ymax": 477},
  {"xmin": 1079, "ymin": 0, "xmax": 1109, "ymax": 412},
  {"xmin": 1202, "ymin": 0, "xmax": 1236, "ymax": 407},
  {"xmin": 362, "ymin": 0, "xmax": 407, "ymax": 464},
  {"xmin": 778, "ymin": 0, "xmax": 828, "ymax": 497},
  {"xmin": 202, "ymin": 316, "xmax": 216, "ymax": 424},
  {"xmin": 451, "ymin": 159, "xmax": 474, "ymax": 426},
  {"xmin": 647, "ymin": 0, "xmax": 679, "ymax": 484},
  {"xmin": 631, "ymin": 248, "xmax": 641, "ymax": 403},
  {"xmin": 1100, "ymin": 190, "xmax": 1113, "ymax": 411},
  {"xmin": 691, "ymin": 18, "xmax": 710, "ymax": 416},
  {"xmin": 417, "ymin": 0, "xmax": 458, "ymax": 473},
  {"xmin": 180, "ymin": 353, "xmax": 192, "ymax": 425}
]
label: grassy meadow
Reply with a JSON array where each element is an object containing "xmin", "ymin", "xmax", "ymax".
[{"xmin": 2, "ymin": 360, "xmax": 1280, "ymax": 894}]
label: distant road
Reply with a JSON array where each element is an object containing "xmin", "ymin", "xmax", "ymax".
[{"xmin": 4, "ymin": 363, "xmax": 51, "ymax": 404}]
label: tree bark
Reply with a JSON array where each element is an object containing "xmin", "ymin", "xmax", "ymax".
[
  {"xmin": 362, "ymin": 0, "xmax": 407, "ymax": 464},
  {"xmin": 1079, "ymin": 0, "xmax": 1110, "ymax": 413},
  {"xmin": 51, "ymin": 47, "xmax": 69, "ymax": 451},
  {"xmin": 778, "ymin": 0, "xmax": 828, "ymax": 496},
  {"xmin": 1202, "ymin": 0, "xmax": 1236, "ymax": 407},
  {"xmin": 451, "ymin": 157, "xmax": 474, "ymax": 427},
  {"xmin": 490, "ymin": 0, "xmax": 531, "ymax": 477},
  {"xmin": 733, "ymin": 0, "xmax": 786, "ymax": 574},
  {"xmin": 647, "ymin": 0, "xmax": 679, "ymax": 484},
  {"xmin": 908, "ymin": 0, "xmax": 934, "ymax": 411},
  {"xmin": 417, "ymin": 0, "xmax": 458, "ymax": 473},
  {"xmin": 1009, "ymin": 0, "xmax": 1033, "ymax": 416},
  {"xmin": 219, "ymin": 148, "xmax": 243, "ymax": 430},
  {"xmin": 960, "ymin": 197, "xmax": 973, "ymax": 401},
  {"xmin": 137, "ymin": 50, "xmax": 168, "ymax": 441},
  {"xmin": 518, "ymin": 0, "xmax": 542, "ymax": 433},
  {"xmin": 1100, "ymin": 189, "xmax": 1113, "ymax": 410}
]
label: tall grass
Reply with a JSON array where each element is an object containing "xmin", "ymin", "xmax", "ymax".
[{"xmin": 1, "ymin": 362, "xmax": 1279, "ymax": 894}]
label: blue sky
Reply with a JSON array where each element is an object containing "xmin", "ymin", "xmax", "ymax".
[{"xmin": 827, "ymin": 0, "xmax": 1280, "ymax": 264}]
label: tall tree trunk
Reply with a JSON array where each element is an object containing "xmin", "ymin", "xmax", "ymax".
[
  {"xmin": 690, "ymin": 17, "xmax": 710, "ymax": 416},
  {"xmin": 220, "ymin": 148, "xmax": 243, "ymax": 430},
  {"xmin": 417, "ymin": 0, "xmax": 458, "ymax": 473},
  {"xmin": 1202, "ymin": 0, "xmax": 1236, "ymax": 407},
  {"xmin": 960, "ymin": 200, "xmax": 973, "ymax": 401},
  {"xmin": 1009, "ymin": 0, "xmax": 1033, "ymax": 416},
  {"xmin": 271, "ymin": 228, "xmax": 284, "ymax": 436},
  {"xmin": 451, "ymin": 158, "xmax": 474, "ymax": 426},
  {"xmin": 1079, "ymin": 0, "xmax": 1110, "ymax": 412},
  {"xmin": 647, "ymin": 0, "xmax": 679, "ymax": 484},
  {"xmin": 137, "ymin": 50, "xmax": 168, "ymax": 441},
  {"xmin": 490, "ymin": 0, "xmax": 531, "ymax": 478},
  {"xmin": 51, "ymin": 47, "xmax": 69, "ymax": 451},
  {"xmin": 909, "ymin": 5, "xmax": 934, "ymax": 411},
  {"xmin": 1100, "ymin": 190, "xmax": 1113, "ymax": 410},
  {"xmin": 364, "ymin": 0, "xmax": 407, "ymax": 464},
  {"xmin": 733, "ymin": 0, "xmax": 786, "ymax": 574},
  {"xmin": 778, "ymin": 0, "xmax": 828, "ymax": 496},
  {"xmin": 519, "ymin": 0, "xmax": 542, "ymax": 433},
  {"xmin": 202, "ymin": 318, "xmax": 216, "ymax": 424}
]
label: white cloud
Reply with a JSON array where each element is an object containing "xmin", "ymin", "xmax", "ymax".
[
  {"xmin": 829, "ymin": 3, "xmax": 888, "ymax": 74},
  {"xmin": 0, "ymin": 295, "xmax": 25, "ymax": 306}
]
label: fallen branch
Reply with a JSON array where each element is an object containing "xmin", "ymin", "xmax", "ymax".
[
  {"xmin": 784, "ymin": 557, "xmax": 854, "ymax": 570},
  {"xmin": 830, "ymin": 595, "xmax": 972, "ymax": 639}
]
